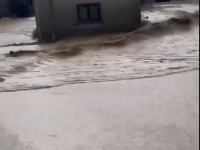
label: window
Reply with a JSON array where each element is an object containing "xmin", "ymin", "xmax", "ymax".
[{"xmin": 77, "ymin": 3, "xmax": 102, "ymax": 23}]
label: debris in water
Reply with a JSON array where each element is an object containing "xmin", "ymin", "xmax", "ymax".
[
  {"xmin": 100, "ymin": 37, "xmax": 128, "ymax": 47},
  {"xmin": 50, "ymin": 37, "xmax": 128, "ymax": 58},
  {"xmin": 0, "ymin": 77, "xmax": 5, "ymax": 82},
  {"xmin": 7, "ymin": 66, "xmax": 27, "ymax": 74},
  {"xmin": 7, "ymin": 50, "xmax": 38, "ymax": 57},
  {"xmin": 169, "ymin": 17, "xmax": 192, "ymax": 25},
  {"xmin": 50, "ymin": 45, "xmax": 84, "ymax": 58}
]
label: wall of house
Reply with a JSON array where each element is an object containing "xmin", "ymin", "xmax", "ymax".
[
  {"xmin": 35, "ymin": 0, "xmax": 141, "ymax": 41},
  {"xmin": 34, "ymin": 0, "xmax": 55, "ymax": 41}
]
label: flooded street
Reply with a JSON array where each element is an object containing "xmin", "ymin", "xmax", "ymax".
[
  {"xmin": 0, "ymin": 2, "xmax": 199, "ymax": 150},
  {"xmin": 0, "ymin": 71, "xmax": 199, "ymax": 150},
  {"xmin": 0, "ymin": 17, "xmax": 36, "ymax": 46},
  {"xmin": 0, "ymin": 4, "xmax": 199, "ymax": 92}
]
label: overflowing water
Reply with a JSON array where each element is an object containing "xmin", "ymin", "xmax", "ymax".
[{"xmin": 0, "ymin": 5, "xmax": 199, "ymax": 92}]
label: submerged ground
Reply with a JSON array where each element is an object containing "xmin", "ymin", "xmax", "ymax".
[
  {"xmin": 0, "ymin": 2, "xmax": 199, "ymax": 150},
  {"xmin": 0, "ymin": 3, "xmax": 199, "ymax": 92},
  {"xmin": 0, "ymin": 71, "xmax": 199, "ymax": 150}
]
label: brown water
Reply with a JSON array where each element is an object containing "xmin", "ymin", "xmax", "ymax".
[{"xmin": 0, "ymin": 9, "xmax": 199, "ymax": 92}]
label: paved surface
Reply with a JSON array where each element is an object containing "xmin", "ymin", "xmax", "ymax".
[{"xmin": 0, "ymin": 71, "xmax": 199, "ymax": 150}]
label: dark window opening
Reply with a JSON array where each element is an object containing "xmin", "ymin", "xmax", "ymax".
[{"xmin": 77, "ymin": 3, "xmax": 102, "ymax": 23}]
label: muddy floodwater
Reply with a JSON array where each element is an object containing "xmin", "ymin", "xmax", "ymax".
[{"xmin": 0, "ymin": 4, "xmax": 199, "ymax": 92}]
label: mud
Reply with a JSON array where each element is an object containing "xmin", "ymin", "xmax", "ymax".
[{"xmin": 7, "ymin": 50, "xmax": 38, "ymax": 57}]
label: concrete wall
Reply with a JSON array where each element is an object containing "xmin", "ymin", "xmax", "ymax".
[
  {"xmin": 34, "ymin": 0, "xmax": 141, "ymax": 41},
  {"xmin": 34, "ymin": 0, "xmax": 54, "ymax": 41}
]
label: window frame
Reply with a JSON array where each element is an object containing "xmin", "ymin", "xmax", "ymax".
[{"xmin": 77, "ymin": 3, "xmax": 102, "ymax": 23}]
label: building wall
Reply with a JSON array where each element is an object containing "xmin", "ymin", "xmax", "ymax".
[
  {"xmin": 34, "ymin": 0, "xmax": 141, "ymax": 41},
  {"xmin": 34, "ymin": 0, "xmax": 55, "ymax": 41}
]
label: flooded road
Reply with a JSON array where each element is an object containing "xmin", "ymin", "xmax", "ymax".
[
  {"xmin": 0, "ymin": 4, "xmax": 199, "ymax": 92},
  {"xmin": 0, "ymin": 71, "xmax": 199, "ymax": 150},
  {"xmin": 0, "ymin": 3, "xmax": 199, "ymax": 150},
  {"xmin": 0, "ymin": 17, "xmax": 36, "ymax": 46}
]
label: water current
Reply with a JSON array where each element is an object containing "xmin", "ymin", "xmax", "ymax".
[{"xmin": 0, "ymin": 9, "xmax": 199, "ymax": 92}]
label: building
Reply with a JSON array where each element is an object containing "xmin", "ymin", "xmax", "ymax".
[{"xmin": 33, "ymin": 0, "xmax": 141, "ymax": 42}]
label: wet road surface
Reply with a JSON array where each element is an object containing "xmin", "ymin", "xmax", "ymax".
[
  {"xmin": 0, "ymin": 71, "xmax": 199, "ymax": 150},
  {"xmin": 0, "ymin": 17, "xmax": 36, "ymax": 46}
]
